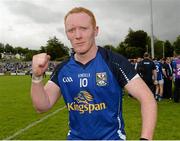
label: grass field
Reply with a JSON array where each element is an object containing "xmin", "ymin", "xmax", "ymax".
[{"xmin": 0, "ymin": 76, "xmax": 180, "ymax": 140}]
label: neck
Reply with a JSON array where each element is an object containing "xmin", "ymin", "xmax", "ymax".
[{"xmin": 75, "ymin": 45, "xmax": 98, "ymax": 65}]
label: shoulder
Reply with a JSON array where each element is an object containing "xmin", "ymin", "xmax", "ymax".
[{"xmin": 98, "ymin": 46, "xmax": 128, "ymax": 64}]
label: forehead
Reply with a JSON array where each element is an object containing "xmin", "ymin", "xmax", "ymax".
[{"xmin": 65, "ymin": 12, "xmax": 92, "ymax": 27}]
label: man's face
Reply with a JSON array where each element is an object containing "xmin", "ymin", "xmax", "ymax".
[
  {"xmin": 166, "ymin": 58, "xmax": 170, "ymax": 64},
  {"xmin": 65, "ymin": 12, "xmax": 98, "ymax": 54}
]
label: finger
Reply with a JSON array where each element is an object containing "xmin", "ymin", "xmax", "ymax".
[
  {"xmin": 39, "ymin": 54, "xmax": 49, "ymax": 67},
  {"xmin": 42, "ymin": 60, "xmax": 49, "ymax": 73},
  {"xmin": 39, "ymin": 55, "xmax": 50, "ymax": 73},
  {"xmin": 32, "ymin": 53, "xmax": 48, "ymax": 76}
]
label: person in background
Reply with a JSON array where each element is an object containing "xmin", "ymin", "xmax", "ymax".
[
  {"xmin": 31, "ymin": 7, "xmax": 157, "ymax": 140},
  {"xmin": 163, "ymin": 57, "xmax": 173, "ymax": 99},
  {"xmin": 154, "ymin": 58, "xmax": 165, "ymax": 101},
  {"xmin": 134, "ymin": 57, "xmax": 142, "ymax": 71},
  {"xmin": 137, "ymin": 52, "xmax": 157, "ymax": 95},
  {"xmin": 173, "ymin": 55, "xmax": 180, "ymax": 102}
]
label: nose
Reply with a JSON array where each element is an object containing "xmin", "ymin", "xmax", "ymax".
[{"xmin": 74, "ymin": 29, "xmax": 82, "ymax": 39}]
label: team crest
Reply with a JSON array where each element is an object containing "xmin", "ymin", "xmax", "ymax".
[{"xmin": 96, "ymin": 72, "xmax": 107, "ymax": 86}]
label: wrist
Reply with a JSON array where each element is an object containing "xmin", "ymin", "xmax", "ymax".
[{"xmin": 32, "ymin": 74, "xmax": 43, "ymax": 83}]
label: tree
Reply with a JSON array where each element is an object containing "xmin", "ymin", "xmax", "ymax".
[
  {"xmin": 124, "ymin": 29, "xmax": 148, "ymax": 58},
  {"xmin": 24, "ymin": 50, "xmax": 39, "ymax": 61},
  {"xmin": 164, "ymin": 40, "xmax": 174, "ymax": 57},
  {"xmin": 154, "ymin": 39, "xmax": 164, "ymax": 58},
  {"xmin": 173, "ymin": 35, "xmax": 180, "ymax": 55},
  {"xmin": 40, "ymin": 46, "xmax": 46, "ymax": 53},
  {"xmin": 4, "ymin": 44, "xmax": 14, "ymax": 53},
  {"xmin": 0, "ymin": 43, "xmax": 5, "ymax": 53},
  {"xmin": 125, "ymin": 47, "xmax": 144, "ymax": 58},
  {"xmin": 103, "ymin": 44, "xmax": 116, "ymax": 52},
  {"xmin": 14, "ymin": 47, "xmax": 29, "ymax": 55},
  {"xmin": 41, "ymin": 36, "xmax": 69, "ymax": 60},
  {"xmin": 125, "ymin": 29, "xmax": 148, "ymax": 48},
  {"xmin": 116, "ymin": 42, "xmax": 127, "ymax": 57}
]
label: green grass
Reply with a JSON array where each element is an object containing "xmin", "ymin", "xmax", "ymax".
[
  {"xmin": 123, "ymin": 96, "xmax": 180, "ymax": 140},
  {"xmin": 0, "ymin": 76, "xmax": 67, "ymax": 140},
  {"xmin": 0, "ymin": 76, "xmax": 180, "ymax": 140}
]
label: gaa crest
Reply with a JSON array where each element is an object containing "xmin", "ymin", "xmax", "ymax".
[{"xmin": 96, "ymin": 72, "xmax": 107, "ymax": 86}]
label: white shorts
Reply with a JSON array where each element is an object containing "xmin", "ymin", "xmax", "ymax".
[{"xmin": 157, "ymin": 79, "xmax": 164, "ymax": 84}]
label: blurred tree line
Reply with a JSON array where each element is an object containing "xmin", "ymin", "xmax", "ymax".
[
  {"xmin": 0, "ymin": 36, "xmax": 69, "ymax": 61},
  {"xmin": 107, "ymin": 28, "xmax": 178, "ymax": 59},
  {"xmin": 0, "ymin": 29, "xmax": 180, "ymax": 61}
]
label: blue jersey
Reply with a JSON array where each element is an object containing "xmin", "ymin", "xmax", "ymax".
[
  {"xmin": 50, "ymin": 47, "xmax": 137, "ymax": 140},
  {"xmin": 154, "ymin": 61, "xmax": 163, "ymax": 80}
]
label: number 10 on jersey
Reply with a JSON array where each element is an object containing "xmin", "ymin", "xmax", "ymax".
[{"xmin": 80, "ymin": 78, "xmax": 88, "ymax": 87}]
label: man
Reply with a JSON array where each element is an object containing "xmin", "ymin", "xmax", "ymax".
[
  {"xmin": 163, "ymin": 57, "xmax": 173, "ymax": 99},
  {"xmin": 137, "ymin": 52, "xmax": 157, "ymax": 95},
  {"xmin": 31, "ymin": 7, "xmax": 157, "ymax": 140},
  {"xmin": 173, "ymin": 55, "xmax": 180, "ymax": 102},
  {"xmin": 134, "ymin": 57, "xmax": 142, "ymax": 71},
  {"xmin": 154, "ymin": 58, "xmax": 165, "ymax": 101}
]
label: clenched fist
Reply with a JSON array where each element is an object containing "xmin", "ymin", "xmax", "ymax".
[{"xmin": 32, "ymin": 53, "xmax": 50, "ymax": 76}]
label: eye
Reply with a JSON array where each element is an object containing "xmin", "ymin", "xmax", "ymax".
[
  {"xmin": 80, "ymin": 27, "xmax": 88, "ymax": 31},
  {"xmin": 67, "ymin": 28, "xmax": 75, "ymax": 33}
]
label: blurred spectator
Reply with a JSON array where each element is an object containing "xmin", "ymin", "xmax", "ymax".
[
  {"xmin": 137, "ymin": 52, "xmax": 157, "ymax": 95},
  {"xmin": 163, "ymin": 58, "xmax": 173, "ymax": 99},
  {"xmin": 154, "ymin": 58, "xmax": 165, "ymax": 101},
  {"xmin": 0, "ymin": 61, "xmax": 57, "ymax": 75},
  {"xmin": 173, "ymin": 55, "xmax": 180, "ymax": 102}
]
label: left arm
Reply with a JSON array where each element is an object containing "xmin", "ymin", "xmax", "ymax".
[{"xmin": 125, "ymin": 76, "xmax": 157, "ymax": 140}]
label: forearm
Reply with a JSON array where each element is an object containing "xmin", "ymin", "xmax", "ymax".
[
  {"xmin": 31, "ymin": 82, "xmax": 51, "ymax": 113},
  {"xmin": 140, "ymin": 98, "xmax": 157, "ymax": 139}
]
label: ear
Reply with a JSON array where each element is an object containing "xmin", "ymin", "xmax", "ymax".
[{"xmin": 94, "ymin": 26, "xmax": 99, "ymax": 37}]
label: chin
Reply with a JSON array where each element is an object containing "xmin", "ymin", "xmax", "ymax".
[
  {"xmin": 75, "ymin": 50, "xmax": 87, "ymax": 55},
  {"xmin": 73, "ymin": 46, "xmax": 88, "ymax": 54}
]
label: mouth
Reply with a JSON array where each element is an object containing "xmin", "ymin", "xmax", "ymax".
[{"xmin": 75, "ymin": 42, "xmax": 85, "ymax": 46}]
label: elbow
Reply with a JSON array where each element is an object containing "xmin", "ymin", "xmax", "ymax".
[
  {"xmin": 35, "ymin": 107, "xmax": 50, "ymax": 114},
  {"xmin": 36, "ymin": 109, "xmax": 48, "ymax": 114},
  {"xmin": 33, "ymin": 104, "xmax": 51, "ymax": 114}
]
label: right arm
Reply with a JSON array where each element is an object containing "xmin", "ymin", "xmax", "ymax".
[
  {"xmin": 31, "ymin": 80, "xmax": 61, "ymax": 113},
  {"xmin": 31, "ymin": 53, "xmax": 61, "ymax": 113}
]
